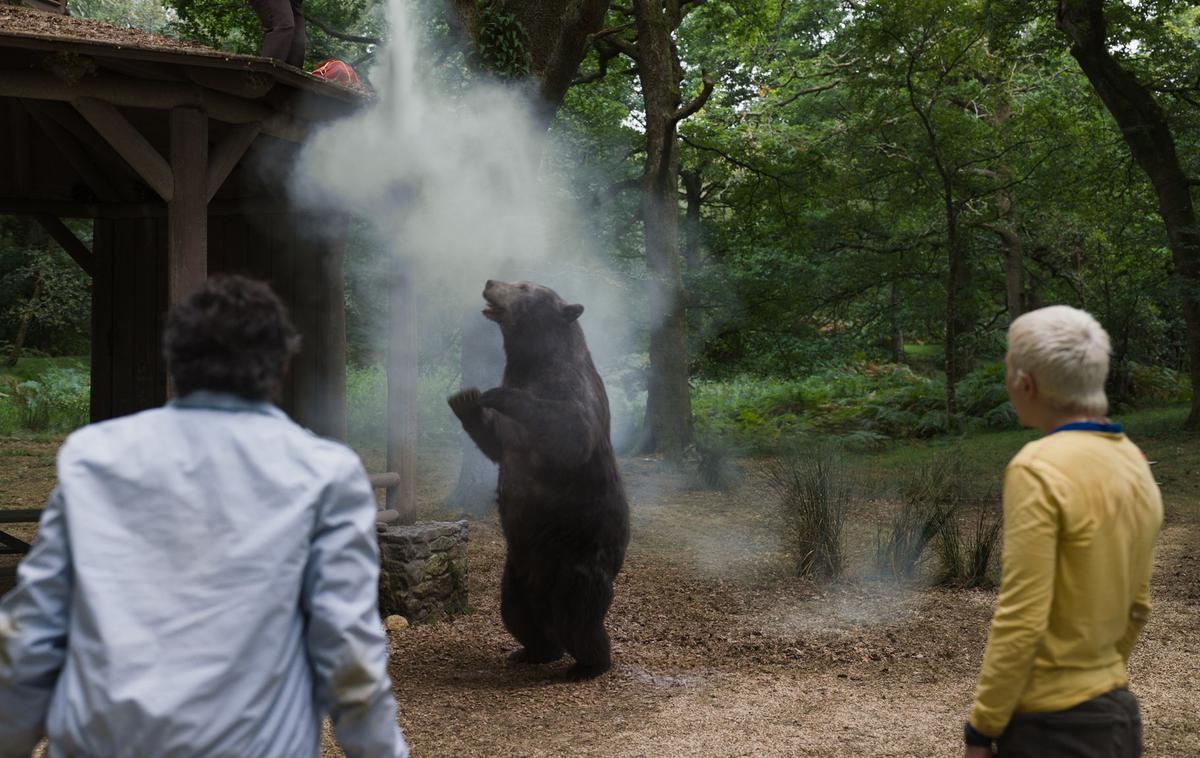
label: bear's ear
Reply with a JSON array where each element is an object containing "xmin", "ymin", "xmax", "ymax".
[{"xmin": 562, "ymin": 303, "xmax": 584, "ymax": 322}]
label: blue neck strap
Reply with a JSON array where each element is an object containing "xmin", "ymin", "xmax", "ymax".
[{"xmin": 1052, "ymin": 421, "xmax": 1124, "ymax": 435}]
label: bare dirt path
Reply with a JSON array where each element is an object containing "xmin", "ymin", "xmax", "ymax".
[
  {"xmin": 347, "ymin": 454, "xmax": 1200, "ymax": 757},
  {"xmin": 4, "ymin": 437, "xmax": 1196, "ymax": 756}
]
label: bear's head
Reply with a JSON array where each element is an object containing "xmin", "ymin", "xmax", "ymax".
[{"xmin": 482, "ymin": 280, "xmax": 584, "ymax": 350}]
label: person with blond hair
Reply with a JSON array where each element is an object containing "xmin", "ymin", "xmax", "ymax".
[{"xmin": 963, "ymin": 305, "xmax": 1163, "ymax": 757}]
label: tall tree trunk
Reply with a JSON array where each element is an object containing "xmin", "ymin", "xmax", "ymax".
[
  {"xmin": 1002, "ymin": 228, "xmax": 1025, "ymax": 324},
  {"xmin": 944, "ymin": 190, "xmax": 967, "ymax": 430},
  {"xmin": 681, "ymin": 168, "xmax": 703, "ymax": 270},
  {"xmin": 984, "ymin": 39, "xmax": 1024, "ymax": 325},
  {"xmin": 633, "ymin": 0, "xmax": 696, "ymax": 458},
  {"xmin": 991, "ymin": 120, "xmax": 1024, "ymax": 324},
  {"xmin": 450, "ymin": 0, "xmax": 614, "ymax": 125},
  {"xmin": 889, "ymin": 280, "xmax": 904, "ymax": 363},
  {"xmin": 1057, "ymin": 0, "xmax": 1200, "ymax": 429},
  {"xmin": 6, "ymin": 272, "xmax": 43, "ymax": 368}
]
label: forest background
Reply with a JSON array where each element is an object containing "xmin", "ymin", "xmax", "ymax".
[{"xmin": 2, "ymin": 0, "xmax": 1197, "ymax": 462}]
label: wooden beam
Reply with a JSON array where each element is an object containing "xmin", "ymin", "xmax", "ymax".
[
  {"xmin": 34, "ymin": 214, "xmax": 95, "ymax": 277},
  {"xmin": 0, "ymin": 70, "xmax": 310, "ymax": 143},
  {"xmin": 186, "ymin": 68, "xmax": 275, "ymax": 99},
  {"xmin": 24, "ymin": 100, "xmax": 142, "ymax": 192},
  {"xmin": 387, "ymin": 259, "xmax": 418, "ymax": 525},
  {"xmin": 74, "ymin": 97, "xmax": 174, "ymax": 202},
  {"xmin": 206, "ymin": 122, "xmax": 261, "ymax": 202},
  {"xmin": 0, "ymin": 197, "xmax": 102, "ymax": 218},
  {"xmin": 0, "ymin": 509, "xmax": 43, "ymax": 524},
  {"xmin": 369, "ymin": 472, "xmax": 401, "ymax": 489},
  {"xmin": 98, "ymin": 58, "xmax": 187, "ymax": 82},
  {"xmin": 168, "ymin": 106, "xmax": 208, "ymax": 308},
  {"xmin": 0, "ymin": 197, "xmax": 293, "ymax": 219},
  {"xmin": 22, "ymin": 102, "xmax": 122, "ymax": 201}
]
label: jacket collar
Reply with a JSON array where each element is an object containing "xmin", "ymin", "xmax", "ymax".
[{"xmin": 170, "ymin": 391, "xmax": 287, "ymax": 419}]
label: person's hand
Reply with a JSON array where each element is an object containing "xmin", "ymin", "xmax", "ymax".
[{"xmin": 964, "ymin": 746, "xmax": 993, "ymax": 758}]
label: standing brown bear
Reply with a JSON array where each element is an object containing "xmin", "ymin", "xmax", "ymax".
[{"xmin": 448, "ymin": 280, "xmax": 630, "ymax": 680}]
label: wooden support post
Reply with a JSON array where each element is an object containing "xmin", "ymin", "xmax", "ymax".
[
  {"xmin": 387, "ymin": 258, "xmax": 418, "ymax": 524},
  {"xmin": 167, "ymin": 106, "xmax": 208, "ymax": 307},
  {"xmin": 34, "ymin": 215, "xmax": 94, "ymax": 277},
  {"xmin": 206, "ymin": 122, "xmax": 260, "ymax": 202},
  {"xmin": 9, "ymin": 101, "xmax": 31, "ymax": 194},
  {"xmin": 74, "ymin": 97, "xmax": 174, "ymax": 201},
  {"xmin": 91, "ymin": 218, "xmax": 113, "ymax": 421}
]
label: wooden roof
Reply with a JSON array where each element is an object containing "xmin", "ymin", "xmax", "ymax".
[{"xmin": 0, "ymin": 5, "xmax": 368, "ymax": 108}]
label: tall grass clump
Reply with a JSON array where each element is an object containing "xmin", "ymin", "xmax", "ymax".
[
  {"xmin": 687, "ymin": 435, "xmax": 744, "ymax": 491},
  {"xmin": 934, "ymin": 504, "xmax": 1003, "ymax": 588},
  {"xmin": 875, "ymin": 448, "xmax": 1004, "ymax": 586},
  {"xmin": 769, "ymin": 447, "xmax": 852, "ymax": 580},
  {"xmin": 874, "ymin": 450, "xmax": 968, "ymax": 579}
]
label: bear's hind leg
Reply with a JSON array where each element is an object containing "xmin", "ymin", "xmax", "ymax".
[
  {"xmin": 562, "ymin": 620, "xmax": 612, "ymax": 680},
  {"xmin": 502, "ymin": 562, "xmax": 563, "ymax": 664},
  {"xmin": 557, "ymin": 564, "xmax": 616, "ymax": 680}
]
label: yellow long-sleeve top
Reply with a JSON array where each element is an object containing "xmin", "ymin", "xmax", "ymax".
[{"xmin": 969, "ymin": 428, "xmax": 1163, "ymax": 737}]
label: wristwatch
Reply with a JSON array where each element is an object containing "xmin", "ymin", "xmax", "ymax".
[{"xmin": 964, "ymin": 721, "xmax": 996, "ymax": 749}]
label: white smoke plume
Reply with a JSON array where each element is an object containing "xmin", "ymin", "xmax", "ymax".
[
  {"xmin": 288, "ymin": 0, "xmax": 644, "ymax": 449},
  {"xmin": 291, "ymin": 0, "xmax": 629, "ymax": 335}
]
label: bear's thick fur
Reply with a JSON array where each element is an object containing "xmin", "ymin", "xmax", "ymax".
[{"xmin": 448, "ymin": 280, "xmax": 630, "ymax": 679}]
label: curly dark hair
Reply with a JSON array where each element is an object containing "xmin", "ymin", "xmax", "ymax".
[{"xmin": 164, "ymin": 275, "xmax": 301, "ymax": 401}]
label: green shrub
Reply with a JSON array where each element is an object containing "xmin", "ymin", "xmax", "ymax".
[
  {"xmin": 5, "ymin": 378, "xmax": 51, "ymax": 432},
  {"xmin": 691, "ymin": 362, "xmax": 1021, "ymax": 451},
  {"xmin": 346, "ymin": 364, "xmax": 388, "ymax": 448},
  {"xmin": 1126, "ymin": 362, "xmax": 1190, "ymax": 405},
  {"xmin": 346, "ymin": 364, "xmax": 477, "ymax": 450},
  {"xmin": 41, "ymin": 367, "xmax": 90, "ymax": 430}
]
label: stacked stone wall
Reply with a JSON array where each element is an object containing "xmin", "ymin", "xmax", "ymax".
[{"xmin": 378, "ymin": 520, "xmax": 469, "ymax": 623}]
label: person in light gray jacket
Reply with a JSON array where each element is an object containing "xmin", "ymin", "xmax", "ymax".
[{"xmin": 0, "ymin": 275, "xmax": 408, "ymax": 758}]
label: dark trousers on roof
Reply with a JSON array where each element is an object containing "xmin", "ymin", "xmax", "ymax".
[
  {"xmin": 247, "ymin": 0, "xmax": 305, "ymax": 67},
  {"xmin": 997, "ymin": 688, "xmax": 1142, "ymax": 758}
]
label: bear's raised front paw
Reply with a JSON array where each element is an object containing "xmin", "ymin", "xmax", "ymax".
[
  {"xmin": 507, "ymin": 647, "xmax": 563, "ymax": 665},
  {"xmin": 447, "ymin": 388, "xmax": 482, "ymax": 421},
  {"xmin": 478, "ymin": 387, "xmax": 514, "ymax": 410}
]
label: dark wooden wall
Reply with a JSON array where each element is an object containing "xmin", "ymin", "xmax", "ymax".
[{"xmin": 90, "ymin": 212, "xmax": 348, "ymax": 439}]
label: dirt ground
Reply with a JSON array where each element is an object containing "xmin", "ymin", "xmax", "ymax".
[{"xmin": 3, "ymin": 436, "xmax": 1198, "ymax": 757}]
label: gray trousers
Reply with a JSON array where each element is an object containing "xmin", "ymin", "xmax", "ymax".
[
  {"xmin": 247, "ymin": 0, "xmax": 305, "ymax": 67},
  {"xmin": 997, "ymin": 688, "xmax": 1142, "ymax": 758}
]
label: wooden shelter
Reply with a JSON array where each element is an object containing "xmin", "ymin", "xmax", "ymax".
[{"xmin": 0, "ymin": 6, "xmax": 416, "ymax": 524}]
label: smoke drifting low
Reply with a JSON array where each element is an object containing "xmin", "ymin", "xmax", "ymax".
[{"xmin": 289, "ymin": 0, "xmax": 634, "ymax": 365}]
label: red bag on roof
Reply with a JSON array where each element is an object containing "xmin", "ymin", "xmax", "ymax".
[{"xmin": 311, "ymin": 59, "xmax": 360, "ymax": 86}]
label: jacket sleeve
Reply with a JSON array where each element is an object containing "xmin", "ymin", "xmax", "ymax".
[
  {"xmin": 0, "ymin": 489, "xmax": 72, "ymax": 757},
  {"xmin": 969, "ymin": 462, "xmax": 1059, "ymax": 738},
  {"xmin": 301, "ymin": 452, "xmax": 408, "ymax": 758}
]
